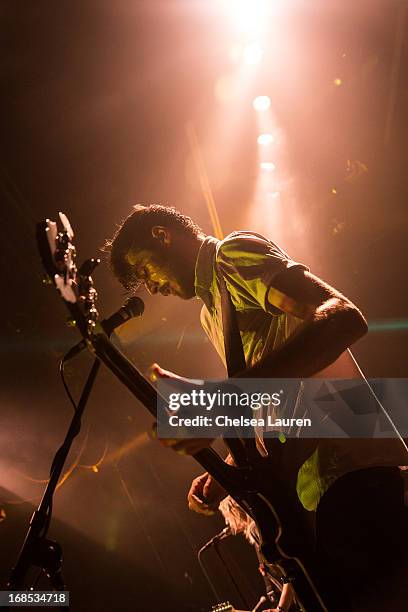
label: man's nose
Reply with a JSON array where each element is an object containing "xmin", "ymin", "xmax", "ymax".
[{"xmin": 146, "ymin": 279, "xmax": 159, "ymax": 295}]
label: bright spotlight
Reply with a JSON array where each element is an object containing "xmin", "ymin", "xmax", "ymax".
[
  {"xmin": 253, "ymin": 95, "xmax": 271, "ymax": 111},
  {"xmin": 225, "ymin": 0, "xmax": 267, "ymax": 35},
  {"xmin": 260, "ymin": 162, "xmax": 276, "ymax": 171},
  {"xmin": 257, "ymin": 133, "xmax": 274, "ymax": 146},
  {"xmin": 243, "ymin": 42, "xmax": 263, "ymax": 65}
]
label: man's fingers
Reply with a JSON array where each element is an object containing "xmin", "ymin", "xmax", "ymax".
[
  {"xmin": 190, "ymin": 473, "xmax": 206, "ymax": 490},
  {"xmin": 150, "ymin": 362, "xmax": 185, "ymax": 380},
  {"xmin": 187, "ymin": 472, "xmax": 220, "ymax": 515},
  {"xmin": 190, "ymin": 494, "xmax": 209, "ymax": 509},
  {"xmin": 148, "ymin": 363, "xmax": 166, "ymax": 382},
  {"xmin": 152, "ymin": 363, "xmax": 166, "ymax": 377},
  {"xmin": 203, "ymin": 478, "xmax": 214, "ymax": 499},
  {"xmin": 188, "ymin": 473, "xmax": 207, "ymax": 501},
  {"xmin": 188, "ymin": 494, "xmax": 215, "ymax": 516}
]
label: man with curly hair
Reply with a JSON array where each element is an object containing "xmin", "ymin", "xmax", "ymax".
[{"xmin": 107, "ymin": 203, "xmax": 407, "ymax": 612}]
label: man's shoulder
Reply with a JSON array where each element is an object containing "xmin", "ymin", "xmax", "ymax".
[
  {"xmin": 216, "ymin": 231, "xmax": 289, "ymax": 263},
  {"xmin": 219, "ymin": 230, "xmax": 271, "ymax": 247}
]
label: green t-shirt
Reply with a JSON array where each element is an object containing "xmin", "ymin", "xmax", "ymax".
[{"xmin": 194, "ymin": 232, "xmax": 406, "ymax": 511}]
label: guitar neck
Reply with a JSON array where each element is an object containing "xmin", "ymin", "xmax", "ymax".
[{"xmin": 90, "ymin": 332, "xmax": 236, "ymax": 478}]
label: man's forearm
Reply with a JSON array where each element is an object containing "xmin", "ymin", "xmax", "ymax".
[{"xmin": 238, "ymin": 300, "xmax": 367, "ymax": 379}]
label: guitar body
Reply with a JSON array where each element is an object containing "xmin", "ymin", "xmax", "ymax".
[
  {"xmin": 202, "ymin": 438, "xmax": 324, "ymax": 612},
  {"xmin": 36, "ymin": 215, "xmax": 329, "ymax": 612}
]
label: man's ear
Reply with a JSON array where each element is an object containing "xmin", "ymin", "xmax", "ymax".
[{"xmin": 151, "ymin": 225, "xmax": 171, "ymax": 246}]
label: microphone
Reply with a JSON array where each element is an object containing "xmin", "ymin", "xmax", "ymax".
[
  {"xmin": 101, "ymin": 296, "xmax": 145, "ymax": 336},
  {"xmin": 64, "ymin": 297, "xmax": 144, "ymax": 362},
  {"xmin": 199, "ymin": 526, "xmax": 232, "ymax": 554}
]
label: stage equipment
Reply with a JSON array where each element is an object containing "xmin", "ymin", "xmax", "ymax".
[{"xmin": 7, "ymin": 215, "xmax": 144, "ymax": 597}]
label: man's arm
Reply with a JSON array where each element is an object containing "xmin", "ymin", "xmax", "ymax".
[
  {"xmin": 151, "ymin": 267, "xmax": 367, "ymax": 457},
  {"xmin": 239, "ymin": 268, "xmax": 368, "ymax": 379}
]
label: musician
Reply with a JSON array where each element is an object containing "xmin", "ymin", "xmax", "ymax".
[{"xmin": 106, "ymin": 204, "xmax": 408, "ymax": 611}]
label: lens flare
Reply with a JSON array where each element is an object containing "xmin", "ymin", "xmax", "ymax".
[
  {"xmin": 253, "ymin": 95, "xmax": 271, "ymax": 111},
  {"xmin": 257, "ymin": 133, "xmax": 274, "ymax": 146},
  {"xmin": 260, "ymin": 162, "xmax": 276, "ymax": 171}
]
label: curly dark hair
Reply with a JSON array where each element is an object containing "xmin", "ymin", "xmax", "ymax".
[{"xmin": 103, "ymin": 204, "xmax": 203, "ymax": 290}]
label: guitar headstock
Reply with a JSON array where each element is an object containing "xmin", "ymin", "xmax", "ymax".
[{"xmin": 37, "ymin": 212, "xmax": 100, "ymax": 335}]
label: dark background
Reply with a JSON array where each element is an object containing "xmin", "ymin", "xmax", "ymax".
[{"xmin": 0, "ymin": 1, "xmax": 407, "ymax": 610}]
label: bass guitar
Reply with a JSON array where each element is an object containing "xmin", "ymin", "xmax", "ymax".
[{"xmin": 36, "ymin": 213, "xmax": 328, "ymax": 612}]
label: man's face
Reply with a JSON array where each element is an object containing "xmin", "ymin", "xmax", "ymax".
[{"xmin": 126, "ymin": 245, "xmax": 196, "ymax": 300}]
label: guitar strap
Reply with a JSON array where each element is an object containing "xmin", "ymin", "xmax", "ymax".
[
  {"xmin": 215, "ymin": 267, "xmax": 246, "ymax": 377},
  {"xmin": 216, "ymin": 265, "xmax": 260, "ymax": 464},
  {"xmin": 215, "ymin": 264, "xmax": 317, "ymax": 473}
]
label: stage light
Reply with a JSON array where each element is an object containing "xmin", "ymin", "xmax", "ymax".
[
  {"xmin": 243, "ymin": 42, "xmax": 263, "ymax": 65},
  {"xmin": 253, "ymin": 95, "xmax": 271, "ymax": 111},
  {"xmin": 257, "ymin": 133, "xmax": 274, "ymax": 146},
  {"xmin": 224, "ymin": 0, "xmax": 267, "ymax": 35},
  {"xmin": 260, "ymin": 162, "xmax": 275, "ymax": 171}
]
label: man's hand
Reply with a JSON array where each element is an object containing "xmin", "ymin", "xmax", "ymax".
[
  {"xmin": 149, "ymin": 363, "xmax": 215, "ymax": 455},
  {"xmin": 187, "ymin": 472, "xmax": 227, "ymax": 516},
  {"xmin": 149, "ymin": 363, "xmax": 203, "ymax": 387}
]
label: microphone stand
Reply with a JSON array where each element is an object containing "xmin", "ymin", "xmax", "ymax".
[
  {"xmin": 198, "ymin": 529, "xmax": 231, "ymax": 603},
  {"xmin": 7, "ymin": 353, "xmax": 101, "ymax": 604},
  {"xmin": 198, "ymin": 528, "xmax": 252, "ymax": 611}
]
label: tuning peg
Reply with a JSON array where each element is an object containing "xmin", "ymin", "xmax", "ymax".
[{"xmin": 78, "ymin": 258, "xmax": 100, "ymax": 276}]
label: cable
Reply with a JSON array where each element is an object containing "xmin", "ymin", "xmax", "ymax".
[
  {"xmin": 59, "ymin": 355, "xmax": 78, "ymax": 413},
  {"xmin": 348, "ymin": 350, "xmax": 408, "ymax": 454},
  {"xmin": 198, "ymin": 543, "xmax": 222, "ymax": 603}
]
